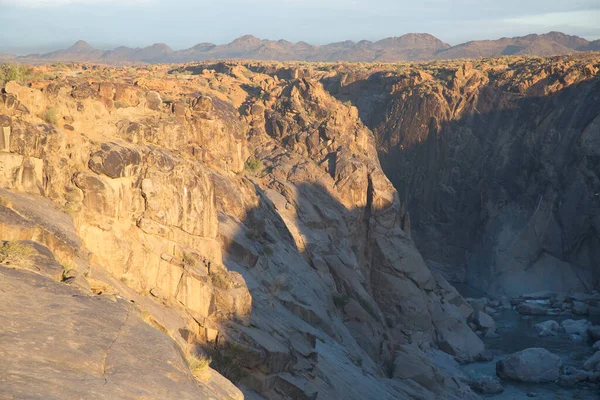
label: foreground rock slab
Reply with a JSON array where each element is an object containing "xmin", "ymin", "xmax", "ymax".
[
  {"xmin": 0, "ymin": 267, "xmax": 239, "ymax": 399},
  {"xmin": 496, "ymin": 348, "xmax": 563, "ymax": 383}
]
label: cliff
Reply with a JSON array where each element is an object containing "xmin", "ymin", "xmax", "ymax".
[
  {"xmin": 324, "ymin": 53, "xmax": 600, "ymax": 296},
  {"xmin": 1, "ymin": 61, "xmax": 484, "ymax": 399}
]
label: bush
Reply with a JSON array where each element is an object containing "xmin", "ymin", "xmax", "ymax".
[
  {"xmin": 42, "ymin": 107, "xmax": 58, "ymax": 124},
  {"xmin": 245, "ymin": 215, "xmax": 266, "ymax": 241},
  {"xmin": 182, "ymin": 252, "xmax": 199, "ymax": 267},
  {"xmin": 114, "ymin": 101, "xmax": 131, "ymax": 109},
  {"xmin": 210, "ymin": 271, "xmax": 232, "ymax": 290},
  {"xmin": 245, "ymin": 158, "xmax": 263, "ymax": 174},
  {"xmin": 187, "ymin": 354, "xmax": 211, "ymax": 375},
  {"xmin": 209, "ymin": 342, "xmax": 249, "ymax": 383},
  {"xmin": 0, "ymin": 62, "xmax": 30, "ymax": 86}
]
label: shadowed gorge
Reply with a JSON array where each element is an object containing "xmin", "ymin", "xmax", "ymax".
[
  {"xmin": 321, "ymin": 55, "xmax": 600, "ymax": 297},
  {"xmin": 1, "ymin": 52, "xmax": 600, "ymax": 399}
]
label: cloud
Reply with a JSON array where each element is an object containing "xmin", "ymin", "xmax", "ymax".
[{"xmin": 0, "ymin": 0, "xmax": 151, "ymax": 7}]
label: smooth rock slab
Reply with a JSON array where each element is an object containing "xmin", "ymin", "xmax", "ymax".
[
  {"xmin": 0, "ymin": 267, "xmax": 239, "ymax": 400},
  {"xmin": 496, "ymin": 348, "xmax": 562, "ymax": 383}
]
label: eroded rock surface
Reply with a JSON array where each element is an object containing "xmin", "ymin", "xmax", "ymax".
[
  {"xmin": 325, "ymin": 55, "xmax": 600, "ymax": 297},
  {"xmin": 1, "ymin": 54, "xmax": 598, "ymax": 399}
]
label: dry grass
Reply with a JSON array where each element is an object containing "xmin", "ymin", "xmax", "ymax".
[
  {"xmin": 187, "ymin": 354, "xmax": 212, "ymax": 375},
  {"xmin": 0, "ymin": 242, "xmax": 34, "ymax": 260}
]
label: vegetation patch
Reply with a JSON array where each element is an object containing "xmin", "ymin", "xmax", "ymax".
[
  {"xmin": 210, "ymin": 271, "xmax": 232, "ymax": 290},
  {"xmin": 182, "ymin": 252, "xmax": 199, "ymax": 267},
  {"xmin": 245, "ymin": 158, "xmax": 264, "ymax": 174},
  {"xmin": 208, "ymin": 342, "xmax": 249, "ymax": 383},
  {"xmin": 245, "ymin": 215, "xmax": 266, "ymax": 241},
  {"xmin": 42, "ymin": 107, "xmax": 58, "ymax": 124},
  {"xmin": 0, "ymin": 62, "xmax": 30, "ymax": 86},
  {"xmin": 0, "ymin": 242, "xmax": 34, "ymax": 259},
  {"xmin": 114, "ymin": 100, "xmax": 131, "ymax": 109},
  {"xmin": 187, "ymin": 354, "xmax": 212, "ymax": 375}
]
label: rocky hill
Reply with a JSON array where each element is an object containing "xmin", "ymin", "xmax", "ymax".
[
  {"xmin": 0, "ymin": 53, "xmax": 599, "ymax": 399},
  {"xmin": 10, "ymin": 31, "xmax": 600, "ymax": 64}
]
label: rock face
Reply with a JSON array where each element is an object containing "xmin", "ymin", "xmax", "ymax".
[
  {"xmin": 0, "ymin": 62, "xmax": 490, "ymax": 399},
  {"xmin": 496, "ymin": 348, "xmax": 563, "ymax": 383},
  {"xmin": 327, "ymin": 55, "xmax": 600, "ymax": 296},
  {"xmin": 0, "ymin": 249, "xmax": 241, "ymax": 400}
]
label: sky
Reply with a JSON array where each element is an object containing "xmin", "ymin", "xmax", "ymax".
[{"xmin": 0, "ymin": 0, "xmax": 599, "ymax": 54}]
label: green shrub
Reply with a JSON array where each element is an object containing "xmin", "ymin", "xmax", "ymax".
[
  {"xmin": 0, "ymin": 242, "xmax": 34, "ymax": 261},
  {"xmin": 187, "ymin": 354, "xmax": 211, "ymax": 375},
  {"xmin": 0, "ymin": 62, "xmax": 30, "ymax": 86},
  {"xmin": 42, "ymin": 107, "xmax": 58, "ymax": 124},
  {"xmin": 210, "ymin": 271, "xmax": 232, "ymax": 290},
  {"xmin": 245, "ymin": 158, "xmax": 263, "ymax": 174},
  {"xmin": 182, "ymin": 252, "xmax": 199, "ymax": 267}
]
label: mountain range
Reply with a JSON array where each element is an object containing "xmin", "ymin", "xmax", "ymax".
[{"xmin": 3, "ymin": 31, "xmax": 600, "ymax": 64}]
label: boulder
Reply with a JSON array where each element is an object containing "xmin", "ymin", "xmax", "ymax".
[
  {"xmin": 534, "ymin": 320, "xmax": 561, "ymax": 337},
  {"xmin": 594, "ymin": 341, "xmax": 600, "ymax": 350},
  {"xmin": 496, "ymin": 348, "xmax": 562, "ymax": 383},
  {"xmin": 146, "ymin": 91, "xmax": 162, "ymax": 110},
  {"xmin": 473, "ymin": 311, "xmax": 496, "ymax": 333},
  {"xmin": 588, "ymin": 326, "xmax": 600, "ymax": 342},
  {"xmin": 584, "ymin": 352, "xmax": 600, "ymax": 371},
  {"xmin": 517, "ymin": 303, "xmax": 548, "ymax": 316},
  {"xmin": 193, "ymin": 95, "xmax": 212, "ymax": 113},
  {"xmin": 572, "ymin": 301, "xmax": 590, "ymax": 316},
  {"xmin": 468, "ymin": 376, "xmax": 504, "ymax": 394},
  {"xmin": 562, "ymin": 319, "xmax": 590, "ymax": 336}
]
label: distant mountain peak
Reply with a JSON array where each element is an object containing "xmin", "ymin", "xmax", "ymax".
[
  {"xmin": 69, "ymin": 40, "xmax": 94, "ymax": 50},
  {"xmin": 231, "ymin": 35, "xmax": 261, "ymax": 45}
]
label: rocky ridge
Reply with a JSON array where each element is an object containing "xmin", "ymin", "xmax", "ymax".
[{"xmin": 7, "ymin": 31, "xmax": 600, "ymax": 65}]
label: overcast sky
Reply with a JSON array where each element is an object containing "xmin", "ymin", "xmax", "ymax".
[{"xmin": 1, "ymin": 0, "xmax": 599, "ymax": 54}]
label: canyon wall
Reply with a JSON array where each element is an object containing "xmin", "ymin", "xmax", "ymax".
[
  {"xmin": 325, "ymin": 55, "xmax": 600, "ymax": 296},
  {"xmin": 0, "ymin": 62, "xmax": 485, "ymax": 399}
]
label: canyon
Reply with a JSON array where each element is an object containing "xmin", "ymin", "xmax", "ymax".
[{"xmin": 0, "ymin": 51, "xmax": 599, "ymax": 399}]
